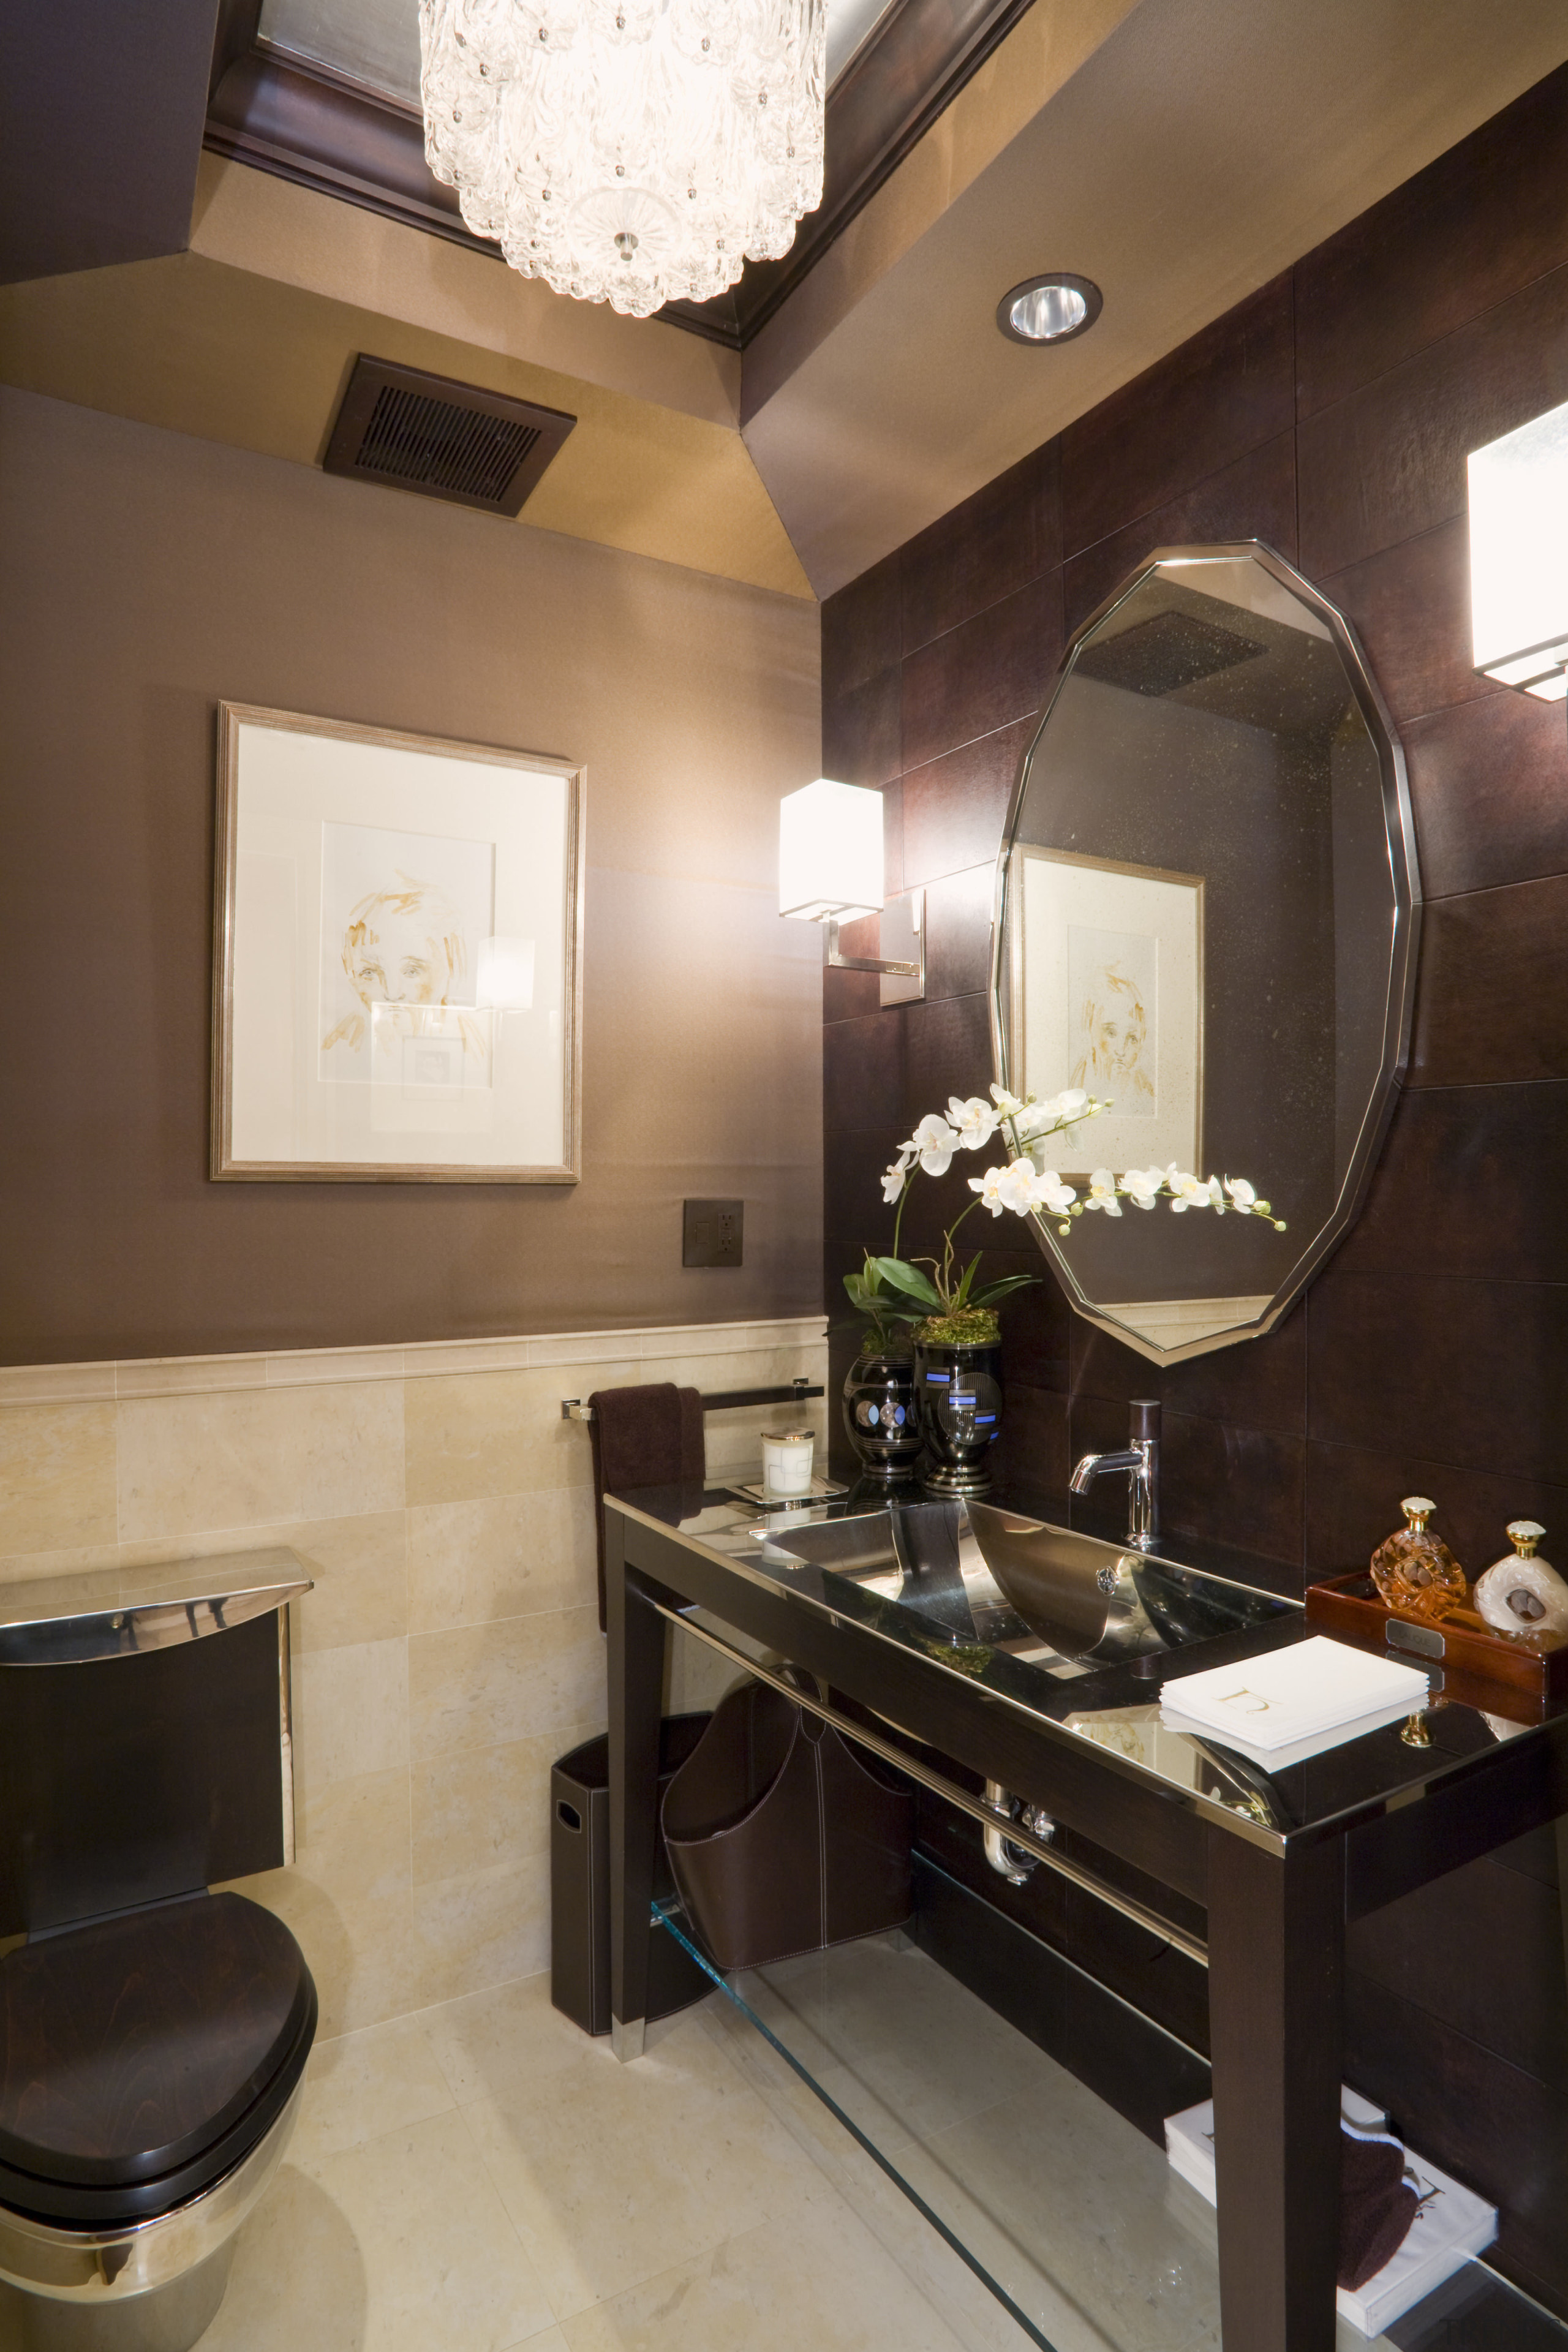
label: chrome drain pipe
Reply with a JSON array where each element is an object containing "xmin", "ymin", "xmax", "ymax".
[{"xmin": 982, "ymin": 1782, "xmax": 1057, "ymax": 1885}]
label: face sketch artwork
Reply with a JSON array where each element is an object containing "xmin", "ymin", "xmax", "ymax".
[
  {"xmin": 1070, "ymin": 957, "xmax": 1155, "ymax": 1107},
  {"xmin": 321, "ymin": 873, "xmax": 487, "ymax": 1069}
]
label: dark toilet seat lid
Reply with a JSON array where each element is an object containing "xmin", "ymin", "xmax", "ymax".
[{"xmin": 0, "ymin": 1891, "xmax": 316, "ymax": 2220}]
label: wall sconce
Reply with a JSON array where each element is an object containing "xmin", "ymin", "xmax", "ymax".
[
  {"xmin": 778, "ymin": 778, "xmax": 924, "ymax": 1003},
  {"xmin": 1469, "ymin": 397, "xmax": 1568, "ymax": 703}
]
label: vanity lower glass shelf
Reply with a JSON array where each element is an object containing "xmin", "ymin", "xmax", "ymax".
[{"xmin": 651, "ymin": 1900, "xmax": 1565, "ymax": 2352}]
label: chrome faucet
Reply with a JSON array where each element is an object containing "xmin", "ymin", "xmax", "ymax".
[{"xmin": 1069, "ymin": 1400, "xmax": 1160, "ymax": 1550}]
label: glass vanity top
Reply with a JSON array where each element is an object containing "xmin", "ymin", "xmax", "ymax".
[{"xmin": 609, "ymin": 1480, "xmax": 1568, "ymax": 1846}]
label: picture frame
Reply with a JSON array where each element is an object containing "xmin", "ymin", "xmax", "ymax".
[
  {"xmin": 1006, "ymin": 842, "xmax": 1204, "ymax": 1175},
  {"xmin": 212, "ymin": 703, "xmax": 584, "ymax": 1183}
]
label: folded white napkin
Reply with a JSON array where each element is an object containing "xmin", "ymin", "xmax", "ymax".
[{"xmin": 1159, "ymin": 1636, "xmax": 1428, "ymax": 1752}]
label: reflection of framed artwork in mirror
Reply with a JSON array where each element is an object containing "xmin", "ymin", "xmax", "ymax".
[
  {"xmin": 211, "ymin": 703, "xmax": 584, "ymax": 1182},
  {"xmin": 1006, "ymin": 844, "xmax": 1204, "ymax": 1176}
]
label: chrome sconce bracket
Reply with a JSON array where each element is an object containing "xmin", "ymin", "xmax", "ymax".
[{"xmin": 825, "ymin": 887, "xmax": 925, "ymax": 1004}]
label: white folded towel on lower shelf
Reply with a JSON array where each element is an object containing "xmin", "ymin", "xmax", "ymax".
[{"xmin": 1164, "ymin": 2089, "xmax": 1497, "ymax": 2337}]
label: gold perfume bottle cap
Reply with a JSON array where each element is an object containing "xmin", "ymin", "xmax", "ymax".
[
  {"xmin": 1401, "ymin": 1496, "xmax": 1436, "ymax": 1532},
  {"xmin": 1507, "ymin": 1520, "xmax": 1545, "ymax": 1558}
]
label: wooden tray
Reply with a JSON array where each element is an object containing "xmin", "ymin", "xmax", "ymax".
[{"xmin": 1306, "ymin": 1572, "xmax": 1568, "ymax": 1698}]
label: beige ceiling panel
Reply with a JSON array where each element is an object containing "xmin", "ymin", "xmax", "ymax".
[
  {"xmin": 741, "ymin": 0, "xmax": 1146, "ymax": 421},
  {"xmin": 189, "ymin": 154, "xmax": 742, "ymax": 430},
  {"xmin": 0, "ymin": 253, "xmax": 812, "ymax": 600},
  {"xmin": 745, "ymin": 0, "xmax": 1568, "ymax": 596}
]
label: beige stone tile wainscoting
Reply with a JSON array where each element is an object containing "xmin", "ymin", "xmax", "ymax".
[{"xmin": 0, "ymin": 1316, "xmax": 827, "ymax": 2037}]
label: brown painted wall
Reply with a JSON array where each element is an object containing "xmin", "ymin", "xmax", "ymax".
[
  {"xmin": 0, "ymin": 387, "xmax": 822, "ymax": 1363},
  {"xmin": 821, "ymin": 67, "xmax": 1568, "ymax": 2316}
]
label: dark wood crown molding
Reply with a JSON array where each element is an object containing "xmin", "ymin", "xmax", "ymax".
[{"xmin": 203, "ymin": 0, "xmax": 1034, "ymax": 352}]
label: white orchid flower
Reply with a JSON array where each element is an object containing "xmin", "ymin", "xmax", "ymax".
[
  {"xmin": 968, "ymin": 1164, "xmax": 1011, "ymax": 1218},
  {"xmin": 1016, "ymin": 1087, "xmax": 1095, "ymax": 1141},
  {"xmin": 1224, "ymin": 1177, "xmax": 1261, "ymax": 1214},
  {"xmin": 1033, "ymin": 1169, "xmax": 1077, "ymax": 1217},
  {"xmin": 880, "ymin": 1150, "xmax": 914, "ymax": 1204},
  {"xmin": 1081, "ymin": 1167, "xmax": 1124, "ymax": 1217},
  {"xmin": 1119, "ymin": 1166, "xmax": 1164, "ymax": 1210},
  {"xmin": 997, "ymin": 1158, "xmax": 1046, "ymax": 1215},
  {"xmin": 989, "ymin": 1082, "xmax": 1026, "ymax": 1118},
  {"xmin": 906, "ymin": 1113, "xmax": 959, "ymax": 1177},
  {"xmin": 1169, "ymin": 1170, "xmax": 1226, "ymax": 1213},
  {"xmin": 947, "ymin": 1095, "xmax": 999, "ymax": 1151}
]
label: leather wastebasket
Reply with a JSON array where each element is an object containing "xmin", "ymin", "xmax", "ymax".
[{"xmin": 550, "ymin": 1714, "xmax": 713, "ymax": 2037}]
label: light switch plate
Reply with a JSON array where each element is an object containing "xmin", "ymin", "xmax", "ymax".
[{"xmin": 683, "ymin": 1199, "xmax": 744, "ymax": 1267}]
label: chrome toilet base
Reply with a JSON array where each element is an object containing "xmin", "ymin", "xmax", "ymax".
[{"xmin": 0, "ymin": 2082, "xmax": 302, "ymax": 2352}]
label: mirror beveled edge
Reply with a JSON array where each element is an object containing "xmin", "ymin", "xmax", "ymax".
[{"xmin": 987, "ymin": 538, "xmax": 1424, "ymax": 1367}]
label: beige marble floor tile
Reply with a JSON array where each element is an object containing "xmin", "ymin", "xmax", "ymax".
[
  {"xmin": 418, "ymin": 1969, "xmax": 612, "ymax": 2105},
  {"xmin": 412, "ymin": 1726, "xmax": 595, "ymax": 1885},
  {"xmin": 0, "ymin": 1402, "xmax": 117, "ymax": 1556},
  {"xmin": 116, "ymin": 1381, "xmax": 404, "ymax": 1545},
  {"xmin": 295, "ymin": 1637, "xmax": 410, "ymax": 1796},
  {"xmin": 405, "ymin": 1366, "xmax": 627, "ymax": 1506},
  {"xmin": 720, "ymin": 1939, "xmax": 1060, "ymax": 2155},
  {"xmin": 892, "ymin": 2070, "xmax": 1222, "ymax": 2352},
  {"xmin": 409, "ymin": 1487, "xmax": 598, "ymax": 1632},
  {"xmin": 293, "ymin": 2017, "xmax": 458, "ymax": 2162},
  {"xmin": 205, "ymin": 2110, "xmax": 556, "ymax": 2352},
  {"xmin": 557, "ymin": 2193, "xmax": 971, "ymax": 2352},
  {"xmin": 296, "ymin": 1765, "xmax": 412, "ymax": 1906},
  {"xmin": 461, "ymin": 2005, "xmax": 830, "ymax": 2320},
  {"xmin": 409, "ymin": 1604, "xmax": 605, "ymax": 1760}
]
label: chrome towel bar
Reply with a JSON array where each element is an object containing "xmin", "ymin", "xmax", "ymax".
[{"xmin": 563, "ymin": 1377, "xmax": 823, "ymax": 1424}]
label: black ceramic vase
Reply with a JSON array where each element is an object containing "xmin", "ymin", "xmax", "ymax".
[
  {"xmin": 914, "ymin": 1339, "xmax": 1003, "ymax": 1496},
  {"xmin": 841, "ymin": 1345, "xmax": 923, "ymax": 1484}
]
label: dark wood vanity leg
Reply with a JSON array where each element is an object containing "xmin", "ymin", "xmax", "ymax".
[
  {"xmin": 1207, "ymin": 1830, "xmax": 1346, "ymax": 2352},
  {"xmin": 606, "ymin": 1513, "xmax": 667, "ymax": 2062}
]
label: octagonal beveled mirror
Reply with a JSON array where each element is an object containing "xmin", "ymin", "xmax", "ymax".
[{"xmin": 991, "ymin": 542, "xmax": 1420, "ymax": 1365}]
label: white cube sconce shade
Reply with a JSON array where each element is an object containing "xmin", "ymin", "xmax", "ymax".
[
  {"xmin": 778, "ymin": 777, "xmax": 883, "ymax": 919},
  {"xmin": 778, "ymin": 777, "xmax": 924, "ymax": 1002},
  {"xmin": 1469, "ymin": 397, "xmax": 1568, "ymax": 703}
]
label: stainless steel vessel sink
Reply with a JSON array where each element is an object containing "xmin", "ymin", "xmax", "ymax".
[{"xmin": 758, "ymin": 1499, "xmax": 1290, "ymax": 1675}]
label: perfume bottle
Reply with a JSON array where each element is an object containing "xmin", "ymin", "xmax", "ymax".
[
  {"xmin": 1473, "ymin": 1521, "xmax": 1568, "ymax": 1640},
  {"xmin": 1370, "ymin": 1497, "xmax": 1468, "ymax": 1621}
]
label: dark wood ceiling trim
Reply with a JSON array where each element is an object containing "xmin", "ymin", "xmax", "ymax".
[
  {"xmin": 203, "ymin": 0, "xmax": 1033, "ymax": 352},
  {"xmin": 720, "ymin": 0, "xmax": 1037, "ymax": 345}
]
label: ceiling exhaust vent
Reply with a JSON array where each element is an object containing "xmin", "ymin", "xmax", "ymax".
[{"xmin": 323, "ymin": 356, "xmax": 576, "ymax": 516}]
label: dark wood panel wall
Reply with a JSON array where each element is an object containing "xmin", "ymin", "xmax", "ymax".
[{"xmin": 820, "ymin": 64, "xmax": 1568, "ymax": 2318}]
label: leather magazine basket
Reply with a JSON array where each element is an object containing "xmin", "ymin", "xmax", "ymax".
[{"xmin": 660, "ymin": 1675, "xmax": 914, "ymax": 1972}]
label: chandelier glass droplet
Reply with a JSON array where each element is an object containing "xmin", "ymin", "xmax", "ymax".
[{"xmin": 419, "ymin": 0, "xmax": 826, "ymax": 318}]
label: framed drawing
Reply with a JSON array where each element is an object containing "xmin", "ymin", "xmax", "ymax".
[
  {"xmin": 213, "ymin": 703, "xmax": 584, "ymax": 1182},
  {"xmin": 1006, "ymin": 843, "xmax": 1204, "ymax": 1175}
]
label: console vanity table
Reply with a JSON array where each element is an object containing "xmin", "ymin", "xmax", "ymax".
[{"xmin": 603, "ymin": 1479, "xmax": 1568, "ymax": 2352}]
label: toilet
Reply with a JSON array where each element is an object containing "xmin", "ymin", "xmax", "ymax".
[{"xmin": 0, "ymin": 1565, "xmax": 318, "ymax": 2351}]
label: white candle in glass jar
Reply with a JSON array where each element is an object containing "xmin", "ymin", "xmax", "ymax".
[{"xmin": 761, "ymin": 1428, "xmax": 815, "ymax": 1498}]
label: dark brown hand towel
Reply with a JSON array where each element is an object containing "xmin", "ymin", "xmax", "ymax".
[
  {"xmin": 1339, "ymin": 2124, "xmax": 1421, "ymax": 2291},
  {"xmin": 588, "ymin": 1383, "xmax": 706, "ymax": 1630}
]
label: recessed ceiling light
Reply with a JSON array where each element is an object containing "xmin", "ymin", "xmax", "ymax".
[{"xmin": 997, "ymin": 274, "xmax": 1102, "ymax": 345}]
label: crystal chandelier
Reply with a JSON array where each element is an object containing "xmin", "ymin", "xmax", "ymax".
[{"xmin": 418, "ymin": 0, "xmax": 826, "ymax": 318}]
